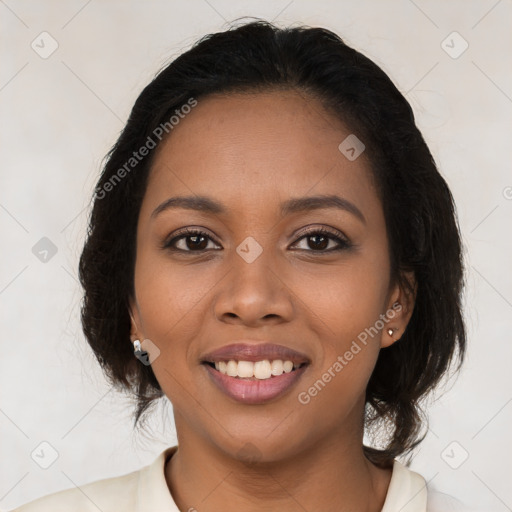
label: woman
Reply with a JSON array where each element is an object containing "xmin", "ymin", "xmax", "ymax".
[{"xmin": 12, "ymin": 19, "xmax": 467, "ymax": 512}]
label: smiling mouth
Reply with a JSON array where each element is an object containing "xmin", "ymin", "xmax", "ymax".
[
  {"xmin": 203, "ymin": 359, "xmax": 308, "ymax": 380},
  {"xmin": 202, "ymin": 360, "xmax": 309, "ymax": 405},
  {"xmin": 200, "ymin": 342, "xmax": 311, "ymax": 403}
]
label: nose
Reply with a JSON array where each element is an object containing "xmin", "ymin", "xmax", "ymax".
[{"xmin": 212, "ymin": 246, "xmax": 294, "ymax": 327}]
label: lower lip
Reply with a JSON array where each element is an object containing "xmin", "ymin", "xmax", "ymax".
[{"xmin": 203, "ymin": 364, "xmax": 308, "ymax": 405}]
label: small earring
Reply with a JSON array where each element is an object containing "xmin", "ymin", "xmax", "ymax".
[
  {"xmin": 387, "ymin": 327, "xmax": 401, "ymax": 343},
  {"xmin": 133, "ymin": 339, "xmax": 148, "ymax": 361}
]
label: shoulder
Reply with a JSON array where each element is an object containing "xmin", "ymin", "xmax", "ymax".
[
  {"xmin": 8, "ymin": 470, "xmax": 140, "ymax": 512},
  {"xmin": 381, "ymin": 459, "xmax": 428, "ymax": 511},
  {"xmin": 427, "ymin": 488, "xmax": 469, "ymax": 512},
  {"xmin": 8, "ymin": 447, "xmax": 178, "ymax": 512},
  {"xmin": 381, "ymin": 460, "xmax": 469, "ymax": 512}
]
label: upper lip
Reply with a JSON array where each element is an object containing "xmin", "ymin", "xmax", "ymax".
[{"xmin": 201, "ymin": 342, "xmax": 311, "ymax": 365}]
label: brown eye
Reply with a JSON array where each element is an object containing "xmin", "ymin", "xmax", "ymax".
[
  {"xmin": 306, "ymin": 234, "xmax": 330, "ymax": 250},
  {"xmin": 291, "ymin": 228, "xmax": 351, "ymax": 252},
  {"xmin": 184, "ymin": 234, "xmax": 209, "ymax": 250},
  {"xmin": 164, "ymin": 229, "xmax": 221, "ymax": 252}
]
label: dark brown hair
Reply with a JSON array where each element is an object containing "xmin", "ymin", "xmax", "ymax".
[{"xmin": 79, "ymin": 19, "xmax": 466, "ymax": 467}]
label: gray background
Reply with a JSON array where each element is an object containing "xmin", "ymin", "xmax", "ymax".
[{"xmin": 1, "ymin": 1, "xmax": 511, "ymax": 510}]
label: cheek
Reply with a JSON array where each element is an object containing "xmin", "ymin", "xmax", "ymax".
[
  {"xmin": 132, "ymin": 255, "xmax": 205, "ymax": 410},
  {"xmin": 132, "ymin": 248, "xmax": 213, "ymax": 366},
  {"xmin": 295, "ymin": 255, "xmax": 389, "ymax": 340},
  {"xmin": 291, "ymin": 252, "xmax": 389, "ymax": 394},
  {"xmin": 294, "ymin": 269, "xmax": 385, "ymax": 427},
  {"xmin": 134, "ymin": 236, "xmax": 221, "ymax": 319}
]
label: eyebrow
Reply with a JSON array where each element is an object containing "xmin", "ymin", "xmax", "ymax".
[
  {"xmin": 280, "ymin": 195, "xmax": 366, "ymax": 224},
  {"xmin": 151, "ymin": 194, "xmax": 366, "ymax": 224},
  {"xmin": 151, "ymin": 196, "xmax": 225, "ymax": 218}
]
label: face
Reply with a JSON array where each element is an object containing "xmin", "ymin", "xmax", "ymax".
[{"xmin": 129, "ymin": 90, "xmax": 414, "ymax": 462}]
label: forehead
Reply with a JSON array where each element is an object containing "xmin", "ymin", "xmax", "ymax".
[{"xmin": 144, "ymin": 90, "xmax": 378, "ymax": 217}]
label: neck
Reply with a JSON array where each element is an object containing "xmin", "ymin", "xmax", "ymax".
[{"xmin": 165, "ymin": 422, "xmax": 392, "ymax": 512}]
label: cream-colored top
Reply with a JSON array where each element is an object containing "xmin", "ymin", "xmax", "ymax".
[{"xmin": 10, "ymin": 446, "xmax": 466, "ymax": 511}]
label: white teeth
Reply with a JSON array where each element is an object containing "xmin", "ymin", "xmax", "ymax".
[
  {"xmin": 237, "ymin": 361, "xmax": 254, "ymax": 378},
  {"xmin": 226, "ymin": 360, "xmax": 238, "ymax": 377},
  {"xmin": 254, "ymin": 360, "xmax": 272, "ymax": 379},
  {"xmin": 271, "ymin": 360, "xmax": 283, "ymax": 375},
  {"xmin": 214, "ymin": 359, "xmax": 301, "ymax": 379}
]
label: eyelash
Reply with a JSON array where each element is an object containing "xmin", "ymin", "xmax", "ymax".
[{"xmin": 162, "ymin": 226, "xmax": 352, "ymax": 254}]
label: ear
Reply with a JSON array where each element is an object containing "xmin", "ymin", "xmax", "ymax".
[
  {"xmin": 381, "ymin": 270, "xmax": 416, "ymax": 349},
  {"xmin": 128, "ymin": 295, "xmax": 144, "ymax": 343}
]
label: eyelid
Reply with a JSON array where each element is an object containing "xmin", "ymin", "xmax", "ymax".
[
  {"xmin": 291, "ymin": 224, "xmax": 350, "ymax": 243},
  {"xmin": 289, "ymin": 225, "xmax": 351, "ymax": 251}
]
